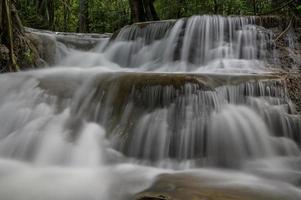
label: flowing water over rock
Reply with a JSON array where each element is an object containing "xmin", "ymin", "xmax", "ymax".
[{"xmin": 1, "ymin": 16, "xmax": 301, "ymax": 200}]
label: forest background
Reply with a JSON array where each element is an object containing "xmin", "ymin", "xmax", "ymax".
[{"xmin": 16, "ymin": 0, "xmax": 301, "ymax": 33}]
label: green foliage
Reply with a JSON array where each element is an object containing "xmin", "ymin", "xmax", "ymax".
[
  {"xmin": 88, "ymin": 0, "xmax": 130, "ymax": 33},
  {"xmin": 17, "ymin": 0, "xmax": 130, "ymax": 33},
  {"xmin": 15, "ymin": 0, "xmax": 293, "ymax": 33},
  {"xmin": 154, "ymin": 0, "xmax": 273, "ymax": 19}
]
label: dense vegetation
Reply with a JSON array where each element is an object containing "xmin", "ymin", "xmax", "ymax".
[{"xmin": 16, "ymin": 0, "xmax": 300, "ymax": 33}]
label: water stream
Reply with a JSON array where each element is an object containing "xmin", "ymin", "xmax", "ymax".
[{"xmin": 1, "ymin": 16, "xmax": 301, "ymax": 200}]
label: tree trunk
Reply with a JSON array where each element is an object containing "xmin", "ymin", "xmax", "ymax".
[
  {"xmin": 47, "ymin": 0, "xmax": 55, "ymax": 29},
  {"xmin": 143, "ymin": 0, "xmax": 159, "ymax": 21},
  {"xmin": 63, "ymin": 0, "xmax": 71, "ymax": 32},
  {"xmin": 129, "ymin": 0, "xmax": 146, "ymax": 22},
  {"xmin": 36, "ymin": 0, "xmax": 55, "ymax": 29},
  {"xmin": 176, "ymin": 0, "xmax": 184, "ymax": 18},
  {"xmin": 213, "ymin": 0, "xmax": 219, "ymax": 14},
  {"xmin": 79, "ymin": 0, "xmax": 89, "ymax": 32},
  {"xmin": 253, "ymin": 0, "xmax": 257, "ymax": 15},
  {"xmin": 1, "ymin": 0, "xmax": 19, "ymax": 71},
  {"xmin": 129, "ymin": 0, "xmax": 159, "ymax": 22},
  {"xmin": 1, "ymin": 0, "xmax": 40, "ymax": 72}
]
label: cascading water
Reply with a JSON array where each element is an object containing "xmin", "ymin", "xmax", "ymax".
[
  {"xmin": 102, "ymin": 15, "xmax": 275, "ymax": 73},
  {"xmin": 0, "ymin": 16, "xmax": 301, "ymax": 200}
]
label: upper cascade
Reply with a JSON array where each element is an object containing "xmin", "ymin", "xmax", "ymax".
[
  {"xmin": 28, "ymin": 15, "xmax": 300, "ymax": 74},
  {"xmin": 103, "ymin": 15, "xmax": 275, "ymax": 73}
]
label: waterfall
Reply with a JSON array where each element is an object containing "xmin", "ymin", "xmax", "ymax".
[
  {"xmin": 0, "ymin": 15, "xmax": 300, "ymax": 200},
  {"xmin": 104, "ymin": 15, "xmax": 274, "ymax": 72}
]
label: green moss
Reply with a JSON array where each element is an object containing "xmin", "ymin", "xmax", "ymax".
[{"xmin": 23, "ymin": 48, "xmax": 34, "ymax": 64}]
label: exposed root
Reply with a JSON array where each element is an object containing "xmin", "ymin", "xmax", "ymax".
[{"xmin": 274, "ymin": 16, "xmax": 295, "ymax": 43}]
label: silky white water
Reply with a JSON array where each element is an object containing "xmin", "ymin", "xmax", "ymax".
[
  {"xmin": 55, "ymin": 15, "xmax": 275, "ymax": 73},
  {"xmin": 0, "ymin": 16, "xmax": 301, "ymax": 199}
]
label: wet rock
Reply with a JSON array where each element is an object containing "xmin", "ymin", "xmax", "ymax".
[
  {"xmin": 26, "ymin": 28, "xmax": 111, "ymax": 65},
  {"xmin": 115, "ymin": 20, "xmax": 175, "ymax": 43},
  {"xmin": 285, "ymin": 72, "xmax": 301, "ymax": 113},
  {"xmin": 55, "ymin": 32, "xmax": 110, "ymax": 50},
  {"xmin": 14, "ymin": 34, "xmax": 42, "ymax": 69},
  {"xmin": 26, "ymin": 31, "xmax": 57, "ymax": 65},
  {"xmin": 134, "ymin": 173, "xmax": 287, "ymax": 200},
  {"xmin": 0, "ymin": 35, "xmax": 41, "ymax": 71}
]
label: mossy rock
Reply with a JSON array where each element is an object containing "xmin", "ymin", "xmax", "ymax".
[
  {"xmin": 26, "ymin": 31, "xmax": 56, "ymax": 65},
  {"xmin": 0, "ymin": 45, "xmax": 10, "ymax": 71}
]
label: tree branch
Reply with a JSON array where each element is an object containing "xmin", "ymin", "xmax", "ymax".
[
  {"xmin": 274, "ymin": 16, "xmax": 295, "ymax": 43},
  {"xmin": 5, "ymin": 0, "xmax": 19, "ymax": 71}
]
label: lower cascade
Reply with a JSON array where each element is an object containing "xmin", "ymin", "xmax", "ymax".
[{"xmin": 0, "ymin": 15, "xmax": 301, "ymax": 200}]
